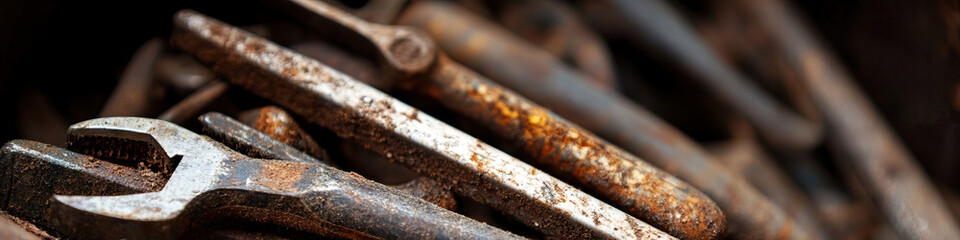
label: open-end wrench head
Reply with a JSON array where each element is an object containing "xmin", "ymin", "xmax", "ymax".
[{"xmin": 55, "ymin": 117, "xmax": 236, "ymax": 221}]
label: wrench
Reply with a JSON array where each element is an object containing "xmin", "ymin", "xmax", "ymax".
[
  {"xmin": 172, "ymin": 9, "xmax": 676, "ymax": 239},
  {"xmin": 46, "ymin": 117, "xmax": 519, "ymax": 239}
]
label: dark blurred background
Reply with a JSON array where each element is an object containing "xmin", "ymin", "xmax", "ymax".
[{"xmin": 0, "ymin": 0, "xmax": 957, "ymax": 194}]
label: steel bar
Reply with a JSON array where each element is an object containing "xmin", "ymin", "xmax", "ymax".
[
  {"xmin": 600, "ymin": 0, "xmax": 822, "ymax": 151},
  {"xmin": 0, "ymin": 140, "xmax": 164, "ymax": 228},
  {"xmin": 705, "ymin": 116, "xmax": 827, "ymax": 239},
  {"xmin": 271, "ymin": 1, "xmax": 723, "ymax": 238},
  {"xmin": 238, "ymin": 106, "xmax": 332, "ymax": 164},
  {"xmin": 200, "ymin": 111, "xmax": 458, "ymax": 211},
  {"xmin": 739, "ymin": 0, "xmax": 960, "ymax": 238},
  {"xmin": 398, "ymin": 2, "xmax": 813, "ymax": 239},
  {"xmin": 49, "ymin": 117, "xmax": 519, "ymax": 239},
  {"xmin": 172, "ymin": 10, "xmax": 674, "ymax": 239},
  {"xmin": 496, "ymin": 0, "xmax": 617, "ymax": 90}
]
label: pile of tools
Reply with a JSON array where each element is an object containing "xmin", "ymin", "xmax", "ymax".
[{"xmin": 3, "ymin": 0, "xmax": 959, "ymax": 239}]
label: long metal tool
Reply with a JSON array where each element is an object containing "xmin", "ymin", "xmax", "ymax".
[
  {"xmin": 245, "ymin": 0, "xmax": 723, "ymax": 238},
  {"xmin": 172, "ymin": 9, "xmax": 675, "ymax": 239},
  {"xmin": 599, "ymin": 0, "xmax": 822, "ymax": 151},
  {"xmin": 398, "ymin": 2, "xmax": 812, "ymax": 239},
  {"xmin": 739, "ymin": 0, "xmax": 960, "ymax": 238},
  {"xmin": 200, "ymin": 111, "xmax": 458, "ymax": 211},
  {"xmin": 47, "ymin": 117, "xmax": 519, "ymax": 239}
]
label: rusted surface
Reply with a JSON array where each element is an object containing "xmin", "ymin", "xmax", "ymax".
[
  {"xmin": 596, "ymin": 0, "xmax": 822, "ymax": 151},
  {"xmin": 49, "ymin": 117, "xmax": 517, "ymax": 239},
  {"xmin": 239, "ymin": 106, "xmax": 331, "ymax": 164},
  {"xmin": 269, "ymin": 0, "xmax": 435, "ymax": 81},
  {"xmin": 100, "ymin": 38, "xmax": 165, "ymax": 117},
  {"xmin": 0, "ymin": 211, "xmax": 42, "ymax": 240},
  {"xmin": 420, "ymin": 55, "xmax": 724, "ymax": 240},
  {"xmin": 496, "ymin": 0, "xmax": 617, "ymax": 90},
  {"xmin": 157, "ymin": 81, "xmax": 229, "ymax": 125},
  {"xmin": 275, "ymin": 1, "xmax": 720, "ymax": 238},
  {"xmin": 291, "ymin": 41, "xmax": 388, "ymax": 90},
  {"xmin": 0, "ymin": 140, "xmax": 164, "ymax": 229},
  {"xmin": 393, "ymin": 177, "xmax": 458, "ymax": 211},
  {"xmin": 740, "ymin": 0, "xmax": 960, "ymax": 238},
  {"xmin": 172, "ymin": 10, "xmax": 674, "ymax": 239},
  {"xmin": 704, "ymin": 116, "xmax": 827, "ymax": 239},
  {"xmin": 200, "ymin": 112, "xmax": 457, "ymax": 210},
  {"xmin": 399, "ymin": 2, "xmax": 812, "ymax": 239}
]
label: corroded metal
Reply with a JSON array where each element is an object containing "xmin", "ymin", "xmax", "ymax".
[
  {"xmin": 398, "ymin": 2, "xmax": 812, "ymax": 239},
  {"xmin": 238, "ymin": 106, "xmax": 332, "ymax": 164},
  {"xmin": 496, "ymin": 0, "xmax": 617, "ymax": 90},
  {"xmin": 739, "ymin": 0, "xmax": 960, "ymax": 238},
  {"xmin": 172, "ymin": 10, "xmax": 674, "ymax": 239},
  {"xmin": 599, "ymin": 0, "xmax": 822, "ymax": 151},
  {"xmin": 48, "ymin": 117, "xmax": 518, "ymax": 239},
  {"xmin": 271, "ymin": 1, "xmax": 722, "ymax": 239},
  {"xmin": 200, "ymin": 111, "xmax": 457, "ymax": 211},
  {"xmin": 705, "ymin": 116, "xmax": 827, "ymax": 239},
  {"xmin": 0, "ymin": 139, "xmax": 164, "ymax": 228}
]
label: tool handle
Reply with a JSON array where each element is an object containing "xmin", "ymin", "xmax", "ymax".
[
  {"xmin": 292, "ymin": 164, "xmax": 520, "ymax": 239},
  {"xmin": 276, "ymin": 0, "xmax": 436, "ymax": 79}
]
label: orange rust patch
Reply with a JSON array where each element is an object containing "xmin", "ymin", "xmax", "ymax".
[{"xmin": 255, "ymin": 161, "xmax": 310, "ymax": 191}]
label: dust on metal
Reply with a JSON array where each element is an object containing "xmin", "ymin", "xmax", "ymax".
[
  {"xmin": 171, "ymin": 9, "xmax": 674, "ymax": 239},
  {"xmin": 398, "ymin": 2, "xmax": 816, "ymax": 239},
  {"xmin": 48, "ymin": 117, "xmax": 518, "ymax": 239},
  {"xmin": 200, "ymin": 111, "xmax": 458, "ymax": 210},
  {"xmin": 741, "ymin": 0, "xmax": 960, "ymax": 238}
]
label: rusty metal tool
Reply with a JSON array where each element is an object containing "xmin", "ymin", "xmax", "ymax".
[
  {"xmin": 238, "ymin": 106, "xmax": 331, "ymax": 164},
  {"xmin": 593, "ymin": 0, "xmax": 822, "ymax": 151},
  {"xmin": 46, "ymin": 117, "xmax": 519, "ymax": 239},
  {"xmin": 210, "ymin": 1, "xmax": 723, "ymax": 238},
  {"xmin": 0, "ymin": 212, "xmax": 41, "ymax": 240},
  {"xmin": 173, "ymin": 9, "xmax": 676, "ymax": 239},
  {"xmin": 200, "ymin": 111, "xmax": 458, "ymax": 211},
  {"xmin": 495, "ymin": 0, "xmax": 617, "ymax": 90},
  {"xmin": 398, "ymin": 2, "xmax": 813, "ymax": 239},
  {"xmin": 737, "ymin": 0, "xmax": 960, "ymax": 238},
  {"xmin": 233, "ymin": 106, "xmax": 458, "ymax": 210},
  {"xmin": 100, "ymin": 38, "xmax": 165, "ymax": 117},
  {"xmin": 0, "ymin": 139, "xmax": 165, "ymax": 231},
  {"xmin": 274, "ymin": 0, "xmax": 723, "ymax": 238},
  {"xmin": 704, "ymin": 115, "xmax": 827, "ymax": 239}
]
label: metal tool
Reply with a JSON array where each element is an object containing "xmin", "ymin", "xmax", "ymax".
[
  {"xmin": 46, "ymin": 117, "xmax": 520, "ymax": 239},
  {"xmin": 495, "ymin": 0, "xmax": 617, "ymax": 90},
  {"xmin": 238, "ymin": 106, "xmax": 332, "ymax": 164},
  {"xmin": 265, "ymin": 1, "xmax": 723, "ymax": 239},
  {"xmin": 172, "ymin": 9, "xmax": 675, "ymax": 239},
  {"xmin": 598, "ymin": 0, "xmax": 822, "ymax": 151},
  {"xmin": 200, "ymin": 111, "xmax": 458, "ymax": 211},
  {"xmin": 0, "ymin": 139, "xmax": 164, "ymax": 229},
  {"xmin": 397, "ymin": 2, "xmax": 812, "ymax": 239},
  {"xmin": 737, "ymin": 0, "xmax": 960, "ymax": 238}
]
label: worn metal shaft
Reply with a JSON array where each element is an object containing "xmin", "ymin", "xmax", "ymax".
[
  {"xmin": 172, "ymin": 10, "xmax": 674, "ymax": 239},
  {"xmin": 398, "ymin": 2, "xmax": 814, "ymax": 239},
  {"xmin": 741, "ymin": 0, "xmax": 960, "ymax": 238},
  {"xmin": 418, "ymin": 55, "xmax": 725, "ymax": 239}
]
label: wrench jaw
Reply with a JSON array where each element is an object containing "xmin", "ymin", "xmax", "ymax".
[{"xmin": 0, "ymin": 140, "xmax": 164, "ymax": 232}]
